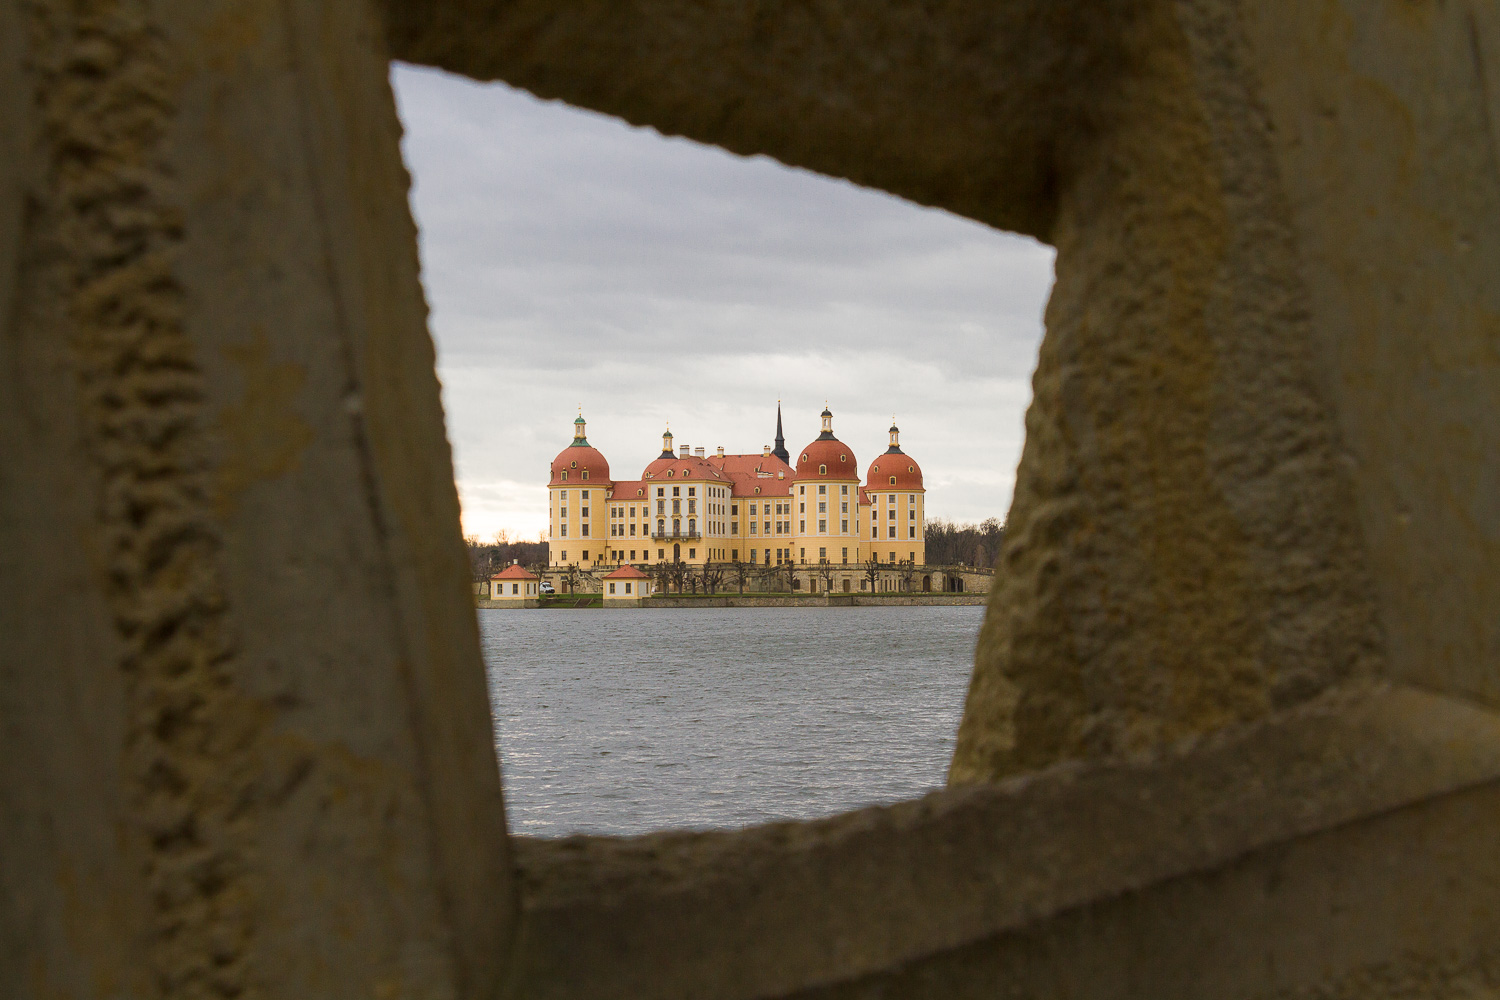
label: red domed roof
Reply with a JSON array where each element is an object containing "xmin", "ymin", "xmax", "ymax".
[
  {"xmin": 867, "ymin": 450, "xmax": 923, "ymax": 490},
  {"xmin": 550, "ymin": 444, "xmax": 611, "ymax": 486},
  {"xmin": 794, "ymin": 437, "xmax": 859, "ymax": 481}
]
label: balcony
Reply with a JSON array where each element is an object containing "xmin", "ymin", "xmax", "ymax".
[{"xmin": 651, "ymin": 527, "xmax": 702, "ymax": 541}]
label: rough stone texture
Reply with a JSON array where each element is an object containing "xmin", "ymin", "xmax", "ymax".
[
  {"xmin": 0, "ymin": 2, "xmax": 513, "ymax": 997},
  {"xmin": 5, "ymin": 0, "xmax": 1500, "ymax": 997},
  {"xmin": 505, "ymin": 684, "xmax": 1500, "ymax": 998}
]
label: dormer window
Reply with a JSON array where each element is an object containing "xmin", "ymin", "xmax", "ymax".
[
  {"xmin": 889, "ymin": 476, "xmax": 897, "ymax": 485},
  {"xmin": 582, "ymin": 470, "xmax": 589, "ymax": 480},
  {"xmin": 561, "ymin": 470, "xmax": 568, "ymax": 481},
  {"xmin": 819, "ymin": 464, "xmax": 827, "ymax": 475}
]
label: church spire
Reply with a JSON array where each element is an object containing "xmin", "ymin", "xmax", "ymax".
[{"xmin": 771, "ymin": 401, "xmax": 790, "ymax": 463}]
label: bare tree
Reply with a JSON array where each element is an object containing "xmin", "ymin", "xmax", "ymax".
[
  {"xmin": 562, "ymin": 562, "xmax": 579, "ymax": 595},
  {"xmin": 897, "ymin": 558, "xmax": 916, "ymax": 593},
  {"xmin": 731, "ymin": 560, "xmax": 750, "ymax": 594},
  {"xmin": 817, "ymin": 562, "xmax": 835, "ymax": 594},
  {"xmin": 863, "ymin": 556, "xmax": 881, "ymax": 593},
  {"xmin": 702, "ymin": 562, "xmax": 726, "ymax": 595}
]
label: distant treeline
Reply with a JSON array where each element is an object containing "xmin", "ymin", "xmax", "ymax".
[
  {"xmin": 465, "ymin": 533, "xmax": 549, "ymax": 579},
  {"xmin": 924, "ymin": 518, "xmax": 1005, "ymax": 569}
]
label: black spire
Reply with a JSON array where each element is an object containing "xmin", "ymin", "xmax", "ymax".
[{"xmin": 771, "ymin": 403, "xmax": 790, "ymax": 463}]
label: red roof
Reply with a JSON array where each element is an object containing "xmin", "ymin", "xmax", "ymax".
[
  {"xmin": 603, "ymin": 565, "xmax": 650, "ymax": 580},
  {"xmin": 794, "ymin": 437, "xmax": 859, "ymax": 481},
  {"xmin": 640, "ymin": 456, "xmax": 728, "ymax": 484},
  {"xmin": 608, "ymin": 480, "xmax": 649, "ymax": 499},
  {"xmin": 491, "ymin": 564, "xmax": 539, "ymax": 581},
  {"xmin": 706, "ymin": 453, "xmax": 795, "ymax": 497},
  {"xmin": 550, "ymin": 444, "xmax": 611, "ymax": 487},
  {"xmin": 867, "ymin": 451, "xmax": 924, "ymax": 490}
]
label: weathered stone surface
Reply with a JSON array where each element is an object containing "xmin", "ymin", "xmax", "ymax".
[
  {"xmin": 4, "ymin": 0, "xmax": 1498, "ymax": 996},
  {"xmin": 0, "ymin": 2, "xmax": 512, "ymax": 997},
  {"xmin": 506, "ymin": 684, "xmax": 1500, "ymax": 998}
]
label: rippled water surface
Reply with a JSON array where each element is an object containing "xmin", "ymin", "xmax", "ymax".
[{"xmin": 480, "ymin": 606, "xmax": 983, "ymax": 837}]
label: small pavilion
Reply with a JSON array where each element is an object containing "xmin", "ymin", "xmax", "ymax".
[
  {"xmin": 489, "ymin": 563, "xmax": 540, "ymax": 608},
  {"xmin": 602, "ymin": 565, "xmax": 652, "ymax": 606}
]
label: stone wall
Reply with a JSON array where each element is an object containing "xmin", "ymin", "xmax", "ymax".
[{"xmin": 4, "ymin": 1, "xmax": 1498, "ymax": 997}]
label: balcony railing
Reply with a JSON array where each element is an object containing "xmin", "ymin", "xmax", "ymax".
[{"xmin": 650, "ymin": 528, "xmax": 702, "ymax": 540}]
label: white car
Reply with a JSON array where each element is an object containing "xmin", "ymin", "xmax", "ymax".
[{"xmin": 538, "ymin": 581, "xmax": 556, "ymax": 595}]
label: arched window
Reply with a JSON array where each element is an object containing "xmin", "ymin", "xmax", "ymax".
[
  {"xmin": 657, "ymin": 518, "xmax": 665, "ymax": 536},
  {"xmin": 819, "ymin": 464, "xmax": 827, "ymax": 475},
  {"xmin": 689, "ymin": 518, "xmax": 697, "ymax": 535},
  {"xmin": 582, "ymin": 470, "xmax": 589, "ymax": 480}
]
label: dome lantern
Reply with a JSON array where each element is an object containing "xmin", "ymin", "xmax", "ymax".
[
  {"xmin": 660, "ymin": 427, "xmax": 674, "ymax": 458},
  {"xmin": 887, "ymin": 421, "xmax": 903, "ymax": 454},
  {"xmin": 818, "ymin": 405, "xmax": 835, "ymax": 441},
  {"xmin": 573, "ymin": 410, "xmax": 589, "ymax": 446}
]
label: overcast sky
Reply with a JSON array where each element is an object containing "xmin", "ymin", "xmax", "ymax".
[{"xmin": 391, "ymin": 64, "xmax": 1055, "ymax": 543}]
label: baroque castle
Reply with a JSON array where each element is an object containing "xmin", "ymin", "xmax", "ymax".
[{"xmin": 548, "ymin": 406, "xmax": 926, "ymax": 571}]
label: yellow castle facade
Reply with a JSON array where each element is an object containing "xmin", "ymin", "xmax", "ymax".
[{"xmin": 547, "ymin": 407, "xmax": 926, "ymax": 571}]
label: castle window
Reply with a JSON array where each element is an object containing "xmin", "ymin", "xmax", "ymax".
[
  {"xmin": 609, "ymin": 583, "xmax": 616, "ymax": 594},
  {"xmin": 571, "ymin": 461, "xmax": 577, "ymax": 468},
  {"xmin": 581, "ymin": 507, "xmax": 589, "ymax": 518},
  {"xmin": 561, "ymin": 525, "xmax": 568, "ymax": 537},
  {"xmin": 888, "ymin": 526, "xmax": 896, "ymax": 538},
  {"xmin": 841, "ymin": 485, "xmax": 848, "ymax": 494},
  {"xmin": 888, "ymin": 509, "xmax": 896, "ymax": 519},
  {"xmin": 910, "ymin": 527, "xmax": 917, "ymax": 538},
  {"xmin": 800, "ymin": 485, "xmax": 806, "ymax": 494},
  {"xmin": 582, "ymin": 490, "xmax": 589, "ymax": 499},
  {"xmin": 582, "ymin": 471, "xmax": 589, "ymax": 480},
  {"xmin": 559, "ymin": 490, "xmax": 566, "ymax": 499},
  {"xmin": 749, "ymin": 503, "xmax": 757, "ymax": 515},
  {"xmin": 582, "ymin": 525, "xmax": 590, "ymax": 536},
  {"xmin": 840, "ymin": 455, "xmax": 846, "ymax": 462},
  {"xmin": 629, "ymin": 506, "xmax": 636, "ymax": 517},
  {"xmin": 673, "ymin": 487, "xmax": 680, "ymax": 497},
  {"xmin": 841, "ymin": 520, "xmax": 848, "ymax": 532},
  {"xmin": 909, "ymin": 509, "xmax": 916, "ymax": 519},
  {"xmin": 688, "ymin": 487, "xmax": 696, "ymax": 496},
  {"xmin": 842, "ymin": 548, "xmax": 848, "ymax": 563},
  {"xmin": 630, "ymin": 524, "xmax": 636, "ymax": 536},
  {"xmin": 657, "ymin": 487, "xmax": 665, "ymax": 496},
  {"xmin": 819, "ymin": 519, "xmax": 827, "ymax": 532},
  {"xmin": 889, "ymin": 476, "xmax": 897, "ymax": 485},
  {"xmin": 625, "ymin": 582, "xmax": 632, "ymax": 594},
  {"xmin": 561, "ymin": 471, "xmax": 568, "ymax": 481},
  {"xmin": 819, "ymin": 464, "xmax": 827, "ymax": 475},
  {"xmin": 561, "ymin": 551, "xmax": 567, "ymax": 560},
  {"xmin": 819, "ymin": 547, "xmax": 827, "ymax": 562},
  {"xmin": 583, "ymin": 551, "xmax": 589, "ymax": 560}
]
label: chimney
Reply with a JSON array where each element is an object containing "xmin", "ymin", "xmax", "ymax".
[
  {"xmin": 679, "ymin": 444, "xmax": 690, "ymax": 458},
  {"xmin": 694, "ymin": 446, "xmax": 705, "ymax": 459},
  {"xmin": 763, "ymin": 444, "xmax": 771, "ymax": 457},
  {"xmin": 716, "ymin": 445, "xmax": 724, "ymax": 458}
]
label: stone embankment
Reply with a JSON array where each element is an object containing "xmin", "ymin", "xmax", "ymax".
[{"xmin": 478, "ymin": 594, "xmax": 986, "ymax": 609}]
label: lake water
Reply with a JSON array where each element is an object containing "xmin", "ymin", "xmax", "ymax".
[{"xmin": 479, "ymin": 605, "xmax": 984, "ymax": 837}]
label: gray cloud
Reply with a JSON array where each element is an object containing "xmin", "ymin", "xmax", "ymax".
[{"xmin": 392, "ymin": 64, "xmax": 1053, "ymax": 540}]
